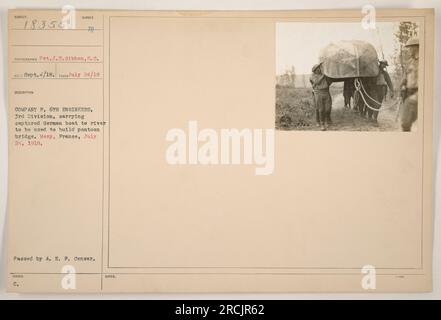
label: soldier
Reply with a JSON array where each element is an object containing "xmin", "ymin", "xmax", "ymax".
[
  {"xmin": 343, "ymin": 79, "xmax": 355, "ymax": 109},
  {"xmin": 310, "ymin": 63, "xmax": 333, "ymax": 131},
  {"xmin": 400, "ymin": 37, "xmax": 419, "ymax": 131},
  {"xmin": 373, "ymin": 60, "xmax": 394, "ymax": 122}
]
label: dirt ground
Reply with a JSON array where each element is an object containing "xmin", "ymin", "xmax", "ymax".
[{"xmin": 275, "ymin": 85, "xmax": 401, "ymax": 131}]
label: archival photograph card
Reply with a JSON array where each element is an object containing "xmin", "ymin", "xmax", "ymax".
[{"xmin": 7, "ymin": 9, "xmax": 434, "ymax": 292}]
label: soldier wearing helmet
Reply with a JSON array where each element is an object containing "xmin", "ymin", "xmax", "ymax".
[
  {"xmin": 310, "ymin": 63, "xmax": 333, "ymax": 130},
  {"xmin": 400, "ymin": 36, "xmax": 419, "ymax": 131}
]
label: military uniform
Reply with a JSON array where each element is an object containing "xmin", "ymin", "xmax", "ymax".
[
  {"xmin": 401, "ymin": 37, "xmax": 419, "ymax": 131},
  {"xmin": 343, "ymin": 79, "xmax": 355, "ymax": 108},
  {"xmin": 376, "ymin": 64, "xmax": 394, "ymax": 100},
  {"xmin": 310, "ymin": 64, "xmax": 332, "ymax": 130},
  {"xmin": 373, "ymin": 61, "xmax": 394, "ymax": 121}
]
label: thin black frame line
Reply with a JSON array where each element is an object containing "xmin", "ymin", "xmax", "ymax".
[
  {"xmin": 105, "ymin": 266, "xmax": 424, "ymax": 270},
  {"xmin": 9, "ymin": 272, "xmax": 427, "ymax": 276},
  {"xmin": 10, "ymin": 28, "xmax": 104, "ymax": 31},
  {"xmin": 11, "ymin": 78, "xmax": 103, "ymax": 80},
  {"xmin": 11, "ymin": 62, "xmax": 103, "ymax": 64},
  {"xmin": 101, "ymin": 14, "xmax": 106, "ymax": 292},
  {"xmin": 105, "ymin": 15, "xmax": 427, "ymax": 272},
  {"xmin": 11, "ymin": 44, "xmax": 103, "ymax": 47}
]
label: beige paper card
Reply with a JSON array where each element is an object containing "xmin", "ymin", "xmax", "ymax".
[{"xmin": 7, "ymin": 9, "xmax": 434, "ymax": 292}]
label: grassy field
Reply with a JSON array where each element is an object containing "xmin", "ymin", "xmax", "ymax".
[
  {"xmin": 275, "ymin": 86, "xmax": 315, "ymax": 130},
  {"xmin": 275, "ymin": 85, "xmax": 401, "ymax": 131}
]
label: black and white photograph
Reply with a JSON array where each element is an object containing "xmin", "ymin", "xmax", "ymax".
[
  {"xmin": 276, "ymin": 22, "xmax": 420, "ymax": 131},
  {"xmin": 1, "ymin": 1, "xmax": 440, "ymax": 304}
]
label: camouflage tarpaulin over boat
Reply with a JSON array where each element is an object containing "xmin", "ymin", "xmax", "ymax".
[{"xmin": 319, "ymin": 40, "xmax": 380, "ymax": 79}]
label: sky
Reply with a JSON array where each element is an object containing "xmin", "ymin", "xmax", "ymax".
[{"xmin": 276, "ymin": 22, "xmax": 400, "ymax": 75}]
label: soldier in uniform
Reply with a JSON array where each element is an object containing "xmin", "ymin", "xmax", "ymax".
[
  {"xmin": 310, "ymin": 63, "xmax": 333, "ymax": 131},
  {"xmin": 374, "ymin": 60, "xmax": 394, "ymax": 122},
  {"xmin": 343, "ymin": 79, "xmax": 355, "ymax": 109},
  {"xmin": 400, "ymin": 37, "xmax": 419, "ymax": 131}
]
